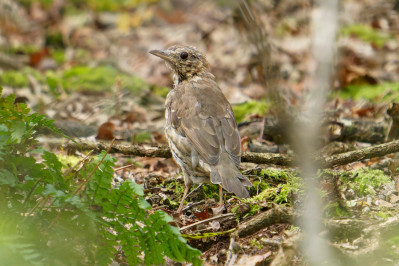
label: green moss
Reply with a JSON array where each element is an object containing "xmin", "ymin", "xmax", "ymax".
[
  {"xmin": 62, "ymin": 65, "xmax": 150, "ymax": 93},
  {"xmin": 345, "ymin": 168, "xmax": 393, "ymax": 197},
  {"xmin": 249, "ymin": 238, "xmax": 263, "ymax": 249},
  {"xmin": 261, "ymin": 170, "xmax": 302, "ymax": 204},
  {"xmin": 56, "ymin": 154, "xmax": 81, "ymax": 170},
  {"xmin": 3, "ymin": 45, "xmax": 38, "ymax": 55},
  {"xmin": 275, "ymin": 17, "xmax": 297, "ymax": 37},
  {"xmin": 52, "ymin": 50, "xmax": 66, "ymax": 65},
  {"xmin": 151, "ymin": 85, "xmax": 170, "ymax": 98},
  {"xmin": 237, "ymin": 169, "xmax": 302, "ymax": 219},
  {"xmin": 247, "ymin": 204, "xmax": 262, "ymax": 217},
  {"xmin": 332, "ymin": 82, "xmax": 399, "ymax": 102},
  {"xmin": 134, "ymin": 131, "xmax": 152, "ymax": 143},
  {"xmin": 322, "ymin": 168, "xmax": 394, "ymax": 218},
  {"xmin": 261, "ymin": 169, "xmax": 289, "ymax": 182},
  {"xmin": 288, "ymin": 225, "xmax": 299, "ymax": 231},
  {"xmin": 202, "ymin": 183, "xmax": 220, "ymax": 201},
  {"xmin": 19, "ymin": 0, "xmax": 54, "ymax": 8},
  {"xmin": 376, "ymin": 210, "xmax": 392, "ymax": 219},
  {"xmin": 0, "ymin": 71, "xmax": 30, "ymax": 88},
  {"xmin": 232, "ymin": 100, "xmax": 269, "ymax": 123},
  {"xmin": 165, "ymin": 179, "xmax": 184, "ymax": 195},
  {"xmin": 45, "ymin": 71, "xmax": 63, "ymax": 97},
  {"xmin": 87, "ymin": 0, "xmax": 159, "ymax": 11},
  {"xmin": 324, "ymin": 202, "xmax": 351, "ymax": 218},
  {"xmin": 340, "ymin": 24, "xmax": 394, "ymax": 48},
  {"xmin": 19, "ymin": 0, "xmax": 159, "ymax": 11},
  {"xmin": 0, "ymin": 68, "xmax": 44, "ymax": 88},
  {"xmin": 251, "ymin": 179, "xmax": 270, "ymax": 193}
]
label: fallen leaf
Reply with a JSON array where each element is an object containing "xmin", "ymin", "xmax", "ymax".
[{"xmin": 96, "ymin": 121, "xmax": 115, "ymax": 140}]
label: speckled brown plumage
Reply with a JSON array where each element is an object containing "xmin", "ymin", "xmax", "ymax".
[{"xmin": 150, "ymin": 45, "xmax": 252, "ymax": 213}]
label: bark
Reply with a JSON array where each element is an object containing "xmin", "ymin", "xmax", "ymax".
[
  {"xmin": 60, "ymin": 138, "xmax": 399, "ymax": 169},
  {"xmin": 233, "ymin": 205, "xmax": 294, "ymax": 238},
  {"xmin": 255, "ymin": 117, "xmax": 388, "ymax": 144}
]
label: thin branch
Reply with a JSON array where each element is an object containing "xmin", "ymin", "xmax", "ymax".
[{"xmin": 179, "ymin": 213, "xmax": 235, "ymax": 231}]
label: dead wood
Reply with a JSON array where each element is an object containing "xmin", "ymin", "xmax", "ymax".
[
  {"xmin": 319, "ymin": 139, "xmax": 399, "ymax": 168},
  {"xmin": 61, "ymin": 138, "xmax": 292, "ymax": 166},
  {"xmin": 233, "ymin": 205, "xmax": 294, "ymax": 238},
  {"xmin": 60, "ymin": 138, "xmax": 399, "ymax": 169},
  {"xmin": 179, "ymin": 213, "xmax": 235, "ymax": 231},
  {"xmin": 247, "ymin": 117, "xmax": 388, "ymax": 144}
]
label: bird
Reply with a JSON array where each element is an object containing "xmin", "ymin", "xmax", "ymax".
[{"xmin": 149, "ymin": 45, "xmax": 252, "ymax": 214}]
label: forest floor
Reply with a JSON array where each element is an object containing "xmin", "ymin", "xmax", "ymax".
[{"xmin": 1, "ymin": 0, "xmax": 399, "ymax": 264}]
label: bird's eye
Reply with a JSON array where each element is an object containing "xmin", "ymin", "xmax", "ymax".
[{"xmin": 180, "ymin": 52, "xmax": 188, "ymax": 59}]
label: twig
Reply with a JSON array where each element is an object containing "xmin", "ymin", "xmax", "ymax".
[
  {"xmin": 182, "ymin": 200, "xmax": 205, "ymax": 213},
  {"xmin": 23, "ymin": 178, "xmax": 41, "ymax": 206},
  {"xmin": 63, "ymin": 150, "xmax": 93, "ymax": 177},
  {"xmin": 179, "ymin": 213, "xmax": 235, "ymax": 231},
  {"xmin": 113, "ymin": 163, "xmax": 136, "ymax": 172},
  {"xmin": 225, "ymin": 237, "xmax": 238, "ymax": 266},
  {"xmin": 185, "ymin": 184, "xmax": 203, "ymax": 199}
]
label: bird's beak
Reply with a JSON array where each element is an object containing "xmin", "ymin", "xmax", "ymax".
[{"xmin": 149, "ymin": 49, "xmax": 172, "ymax": 61}]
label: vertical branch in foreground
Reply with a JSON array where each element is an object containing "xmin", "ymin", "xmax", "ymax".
[
  {"xmin": 296, "ymin": 0, "xmax": 339, "ymax": 264},
  {"xmin": 238, "ymin": 0, "xmax": 284, "ymax": 118}
]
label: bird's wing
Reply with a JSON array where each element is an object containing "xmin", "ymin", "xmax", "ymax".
[
  {"xmin": 221, "ymin": 108, "xmax": 241, "ymax": 167},
  {"xmin": 169, "ymin": 81, "xmax": 241, "ymax": 166}
]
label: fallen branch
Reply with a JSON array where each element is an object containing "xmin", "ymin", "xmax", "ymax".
[
  {"xmin": 319, "ymin": 139, "xmax": 399, "ymax": 168},
  {"xmin": 233, "ymin": 205, "xmax": 294, "ymax": 238},
  {"xmin": 179, "ymin": 213, "xmax": 235, "ymax": 231},
  {"xmin": 61, "ymin": 138, "xmax": 399, "ymax": 169},
  {"xmin": 62, "ymin": 138, "xmax": 292, "ymax": 166},
  {"xmin": 63, "ymin": 139, "xmax": 172, "ymax": 158}
]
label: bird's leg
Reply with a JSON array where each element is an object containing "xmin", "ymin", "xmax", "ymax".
[
  {"xmin": 177, "ymin": 184, "xmax": 191, "ymax": 214},
  {"xmin": 218, "ymin": 185, "xmax": 223, "ymax": 207}
]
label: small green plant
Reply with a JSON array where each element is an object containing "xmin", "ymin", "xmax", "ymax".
[
  {"xmin": 134, "ymin": 131, "xmax": 152, "ymax": 143},
  {"xmin": 249, "ymin": 238, "xmax": 263, "ymax": 249},
  {"xmin": 250, "ymin": 169, "xmax": 302, "ymax": 205},
  {"xmin": 0, "ymin": 67, "xmax": 44, "ymax": 88},
  {"xmin": 340, "ymin": 24, "xmax": 394, "ymax": 48},
  {"xmin": 0, "ymin": 87, "xmax": 201, "ymax": 265},
  {"xmin": 343, "ymin": 168, "xmax": 393, "ymax": 196},
  {"xmin": 151, "ymin": 85, "xmax": 171, "ymax": 98},
  {"xmin": 61, "ymin": 65, "xmax": 149, "ymax": 93},
  {"xmin": 332, "ymin": 82, "xmax": 399, "ymax": 102},
  {"xmin": 232, "ymin": 100, "xmax": 269, "ymax": 123},
  {"xmin": 19, "ymin": 0, "xmax": 159, "ymax": 11}
]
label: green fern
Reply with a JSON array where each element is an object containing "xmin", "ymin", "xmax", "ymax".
[{"xmin": 0, "ymin": 87, "xmax": 202, "ymax": 265}]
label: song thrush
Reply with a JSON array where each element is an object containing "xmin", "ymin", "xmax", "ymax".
[{"xmin": 150, "ymin": 45, "xmax": 252, "ymax": 213}]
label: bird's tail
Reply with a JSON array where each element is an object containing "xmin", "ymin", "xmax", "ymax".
[{"xmin": 210, "ymin": 153, "xmax": 252, "ymax": 198}]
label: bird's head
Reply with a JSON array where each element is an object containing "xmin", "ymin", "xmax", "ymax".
[{"xmin": 150, "ymin": 45, "xmax": 209, "ymax": 83}]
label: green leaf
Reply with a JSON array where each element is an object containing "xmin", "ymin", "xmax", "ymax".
[
  {"xmin": 138, "ymin": 198, "xmax": 151, "ymax": 210},
  {"xmin": 154, "ymin": 210, "xmax": 173, "ymax": 223},
  {"xmin": 10, "ymin": 120, "xmax": 26, "ymax": 142},
  {"xmin": 126, "ymin": 180, "xmax": 144, "ymax": 196},
  {"xmin": 0, "ymin": 169, "xmax": 17, "ymax": 186}
]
